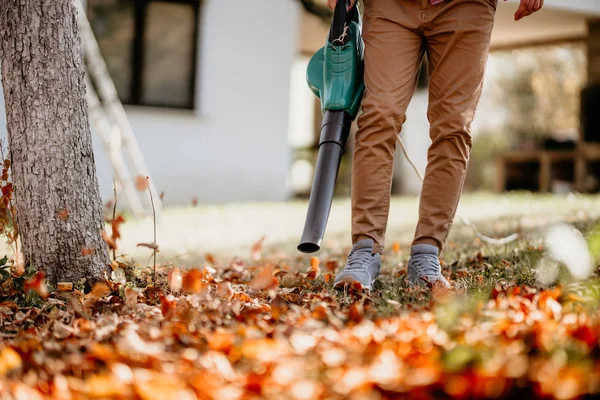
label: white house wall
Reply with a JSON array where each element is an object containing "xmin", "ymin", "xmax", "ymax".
[{"xmin": 0, "ymin": 0, "xmax": 301, "ymax": 206}]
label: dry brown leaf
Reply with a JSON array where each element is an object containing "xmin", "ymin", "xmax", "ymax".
[
  {"xmin": 250, "ymin": 265, "xmax": 279, "ymax": 291},
  {"xmin": 111, "ymin": 215, "xmax": 126, "ymax": 241},
  {"xmin": 124, "ymin": 287, "xmax": 138, "ymax": 309},
  {"xmin": 136, "ymin": 242, "xmax": 159, "ymax": 250},
  {"xmin": 101, "ymin": 230, "xmax": 117, "ymax": 250},
  {"xmin": 216, "ymin": 282, "xmax": 234, "ymax": 300}
]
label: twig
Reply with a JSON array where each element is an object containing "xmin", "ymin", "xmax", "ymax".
[
  {"xmin": 146, "ymin": 177, "xmax": 157, "ymax": 286},
  {"xmin": 112, "ymin": 178, "xmax": 117, "ymax": 261}
]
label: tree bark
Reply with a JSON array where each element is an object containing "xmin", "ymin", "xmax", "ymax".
[{"xmin": 0, "ymin": 0, "xmax": 110, "ymax": 286}]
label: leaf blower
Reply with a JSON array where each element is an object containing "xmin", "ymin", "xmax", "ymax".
[{"xmin": 297, "ymin": 0, "xmax": 365, "ymax": 253}]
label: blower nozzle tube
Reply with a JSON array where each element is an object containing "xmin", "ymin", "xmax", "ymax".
[{"xmin": 298, "ymin": 111, "xmax": 352, "ymax": 253}]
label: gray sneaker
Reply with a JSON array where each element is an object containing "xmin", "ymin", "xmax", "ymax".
[
  {"xmin": 407, "ymin": 244, "xmax": 451, "ymax": 288},
  {"xmin": 334, "ymin": 239, "xmax": 381, "ymax": 291}
]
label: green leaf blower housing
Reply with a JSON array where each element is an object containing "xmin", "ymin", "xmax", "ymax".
[
  {"xmin": 306, "ymin": 1, "xmax": 365, "ymax": 118},
  {"xmin": 298, "ymin": 0, "xmax": 365, "ymax": 253}
]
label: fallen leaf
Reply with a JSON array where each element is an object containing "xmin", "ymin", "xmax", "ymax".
[
  {"xmin": 57, "ymin": 282, "xmax": 73, "ymax": 292},
  {"xmin": 137, "ymin": 242, "xmax": 159, "ymax": 250},
  {"xmin": 24, "ymin": 271, "xmax": 48, "ymax": 299},
  {"xmin": 111, "ymin": 215, "xmax": 126, "ymax": 241},
  {"xmin": 111, "ymin": 268, "xmax": 126, "ymax": 285},
  {"xmin": 0, "ymin": 346, "xmax": 21, "ymax": 376},
  {"xmin": 216, "ymin": 282, "xmax": 234, "ymax": 300},
  {"xmin": 308, "ymin": 257, "xmax": 320, "ymax": 280},
  {"xmin": 101, "ymin": 230, "xmax": 117, "ymax": 250},
  {"xmin": 182, "ymin": 269, "xmax": 209, "ymax": 295},
  {"xmin": 124, "ymin": 287, "xmax": 138, "ymax": 309},
  {"xmin": 250, "ymin": 265, "xmax": 279, "ymax": 290},
  {"xmin": 326, "ymin": 260, "xmax": 338, "ymax": 273},
  {"xmin": 251, "ymin": 237, "xmax": 266, "ymax": 261},
  {"xmin": 89, "ymin": 282, "xmax": 111, "ymax": 299}
]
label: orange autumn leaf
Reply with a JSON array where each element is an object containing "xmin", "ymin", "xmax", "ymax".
[
  {"xmin": 160, "ymin": 294, "xmax": 177, "ymax": 316},
  {"xmin": 205, "ymin": 253, "xmax": 217, "ymax": 265},
  {"xmin": 57, "ymin": 282, "xmax": 73, "ymax": 292},
  {"xmin": 250, "ymin": 265, "xmax": 279, "ymax": 290},
  {"xmin": 348, "ymin": 302, "xmax": 363, "ymax": 324},
  {"xmin": 135, "ymin": 175, "xmax": 149, "ymax": 192},
  {"xmin": 182, "ymin": 269, "xmax": 209, "ymax": 295},
  {"xmin": 111, "ymin": 215, "xmax": 125, "ymax": 241},
  {"xmin": 324, "ymin": 273, "xmax": 332, "ymax": 283},
  {"xmin": 57, "ymin": 209, "xmax": 69, "ymax": 221},
  {"xmin": 101, "ymin": 230, "xmax": 116, "ymax": 250},
  {"xmin": 208, "ymin": 331, "xmax": 235, "ymax": 353},
  {"xmin": 251, "ymin": 236, "xmax": 265, "ymax": 261},
  {"xmin": 326, "ymin": 260, "xmax": 338, "ymax": 273},
  {"xmin": 307, "ymin": 257, "xmax": 320, "ymax": 280},
  {"xmin": 23, "ymin": 272, "xmax": 48, "ymax": 299},
  {"xmin": 89, "ymin": 282, "xmax": 111, "ymax": 299},
  {"xmin": 1, "ymin": 183, "xmax": 12, "ymax": 198}
]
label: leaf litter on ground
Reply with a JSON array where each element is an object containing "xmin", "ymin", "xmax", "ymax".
[{"xmin": 1, "ymin": 222, "xmax": 600, "ymax": 399}]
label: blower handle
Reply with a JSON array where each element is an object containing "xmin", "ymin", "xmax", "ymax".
[{"xmin": 329, "ymin": 0, "xmax": 358, "ymax": 46}]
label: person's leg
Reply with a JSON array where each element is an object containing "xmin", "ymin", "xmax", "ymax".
[
  {"xmin": 408, "ymin": 0, "xmax": 496, "ymax": 286},
  {"xmin": 351, "ymin": 0, "xmax": 424, "ymax": 255},
  {"xmin": 414, "ymin": 0, "xmax": 496, "ymax": 250}
]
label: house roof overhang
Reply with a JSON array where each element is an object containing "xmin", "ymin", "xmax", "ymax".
[{"xmin": 300, "ymin": 0, "xmax": 600, "ymax": 54}]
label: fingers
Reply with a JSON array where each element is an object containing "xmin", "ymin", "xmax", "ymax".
[
  {"xmin": 515, "ymin": 0, "xmax": 543, "ymax": 21},
  {"xmin": 514, "ymin": 2, "xmax": 528, "ymax": 20}
]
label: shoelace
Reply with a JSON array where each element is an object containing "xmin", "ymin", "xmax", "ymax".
[
  {"xmin": 410, "ymin": 254, "xmax": 440, "ymax": 276},
  {"xmin": 346, "ymin": 250, "xmax": 374, "ymax": 271}
]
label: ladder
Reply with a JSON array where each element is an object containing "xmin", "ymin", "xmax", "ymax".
[{"xmin": 76, "ymin": 0, "xmax": 162, "ymax": 218}]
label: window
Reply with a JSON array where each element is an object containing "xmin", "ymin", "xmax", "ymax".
[{"xmin": 88, "ymin": 0, "xmax": 200, "ymax": 109}]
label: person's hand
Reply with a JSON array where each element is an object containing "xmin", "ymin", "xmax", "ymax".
[
  {"xmin": 511, "ymin": 0, "xmax": 543, "ymax": 21},
  {"xmin": 327, "ymin": 0, "xmax": 358, "ymax": 11}
]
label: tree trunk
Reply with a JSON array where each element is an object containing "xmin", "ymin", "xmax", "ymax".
[{"xmin": 0, "ymin": 0, "xmax": 110, "ymax": 286}]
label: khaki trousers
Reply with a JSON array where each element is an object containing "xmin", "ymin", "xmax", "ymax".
[{"xmin": 352, "ymin": 0, "xmax": 497, "ymax": 254}]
